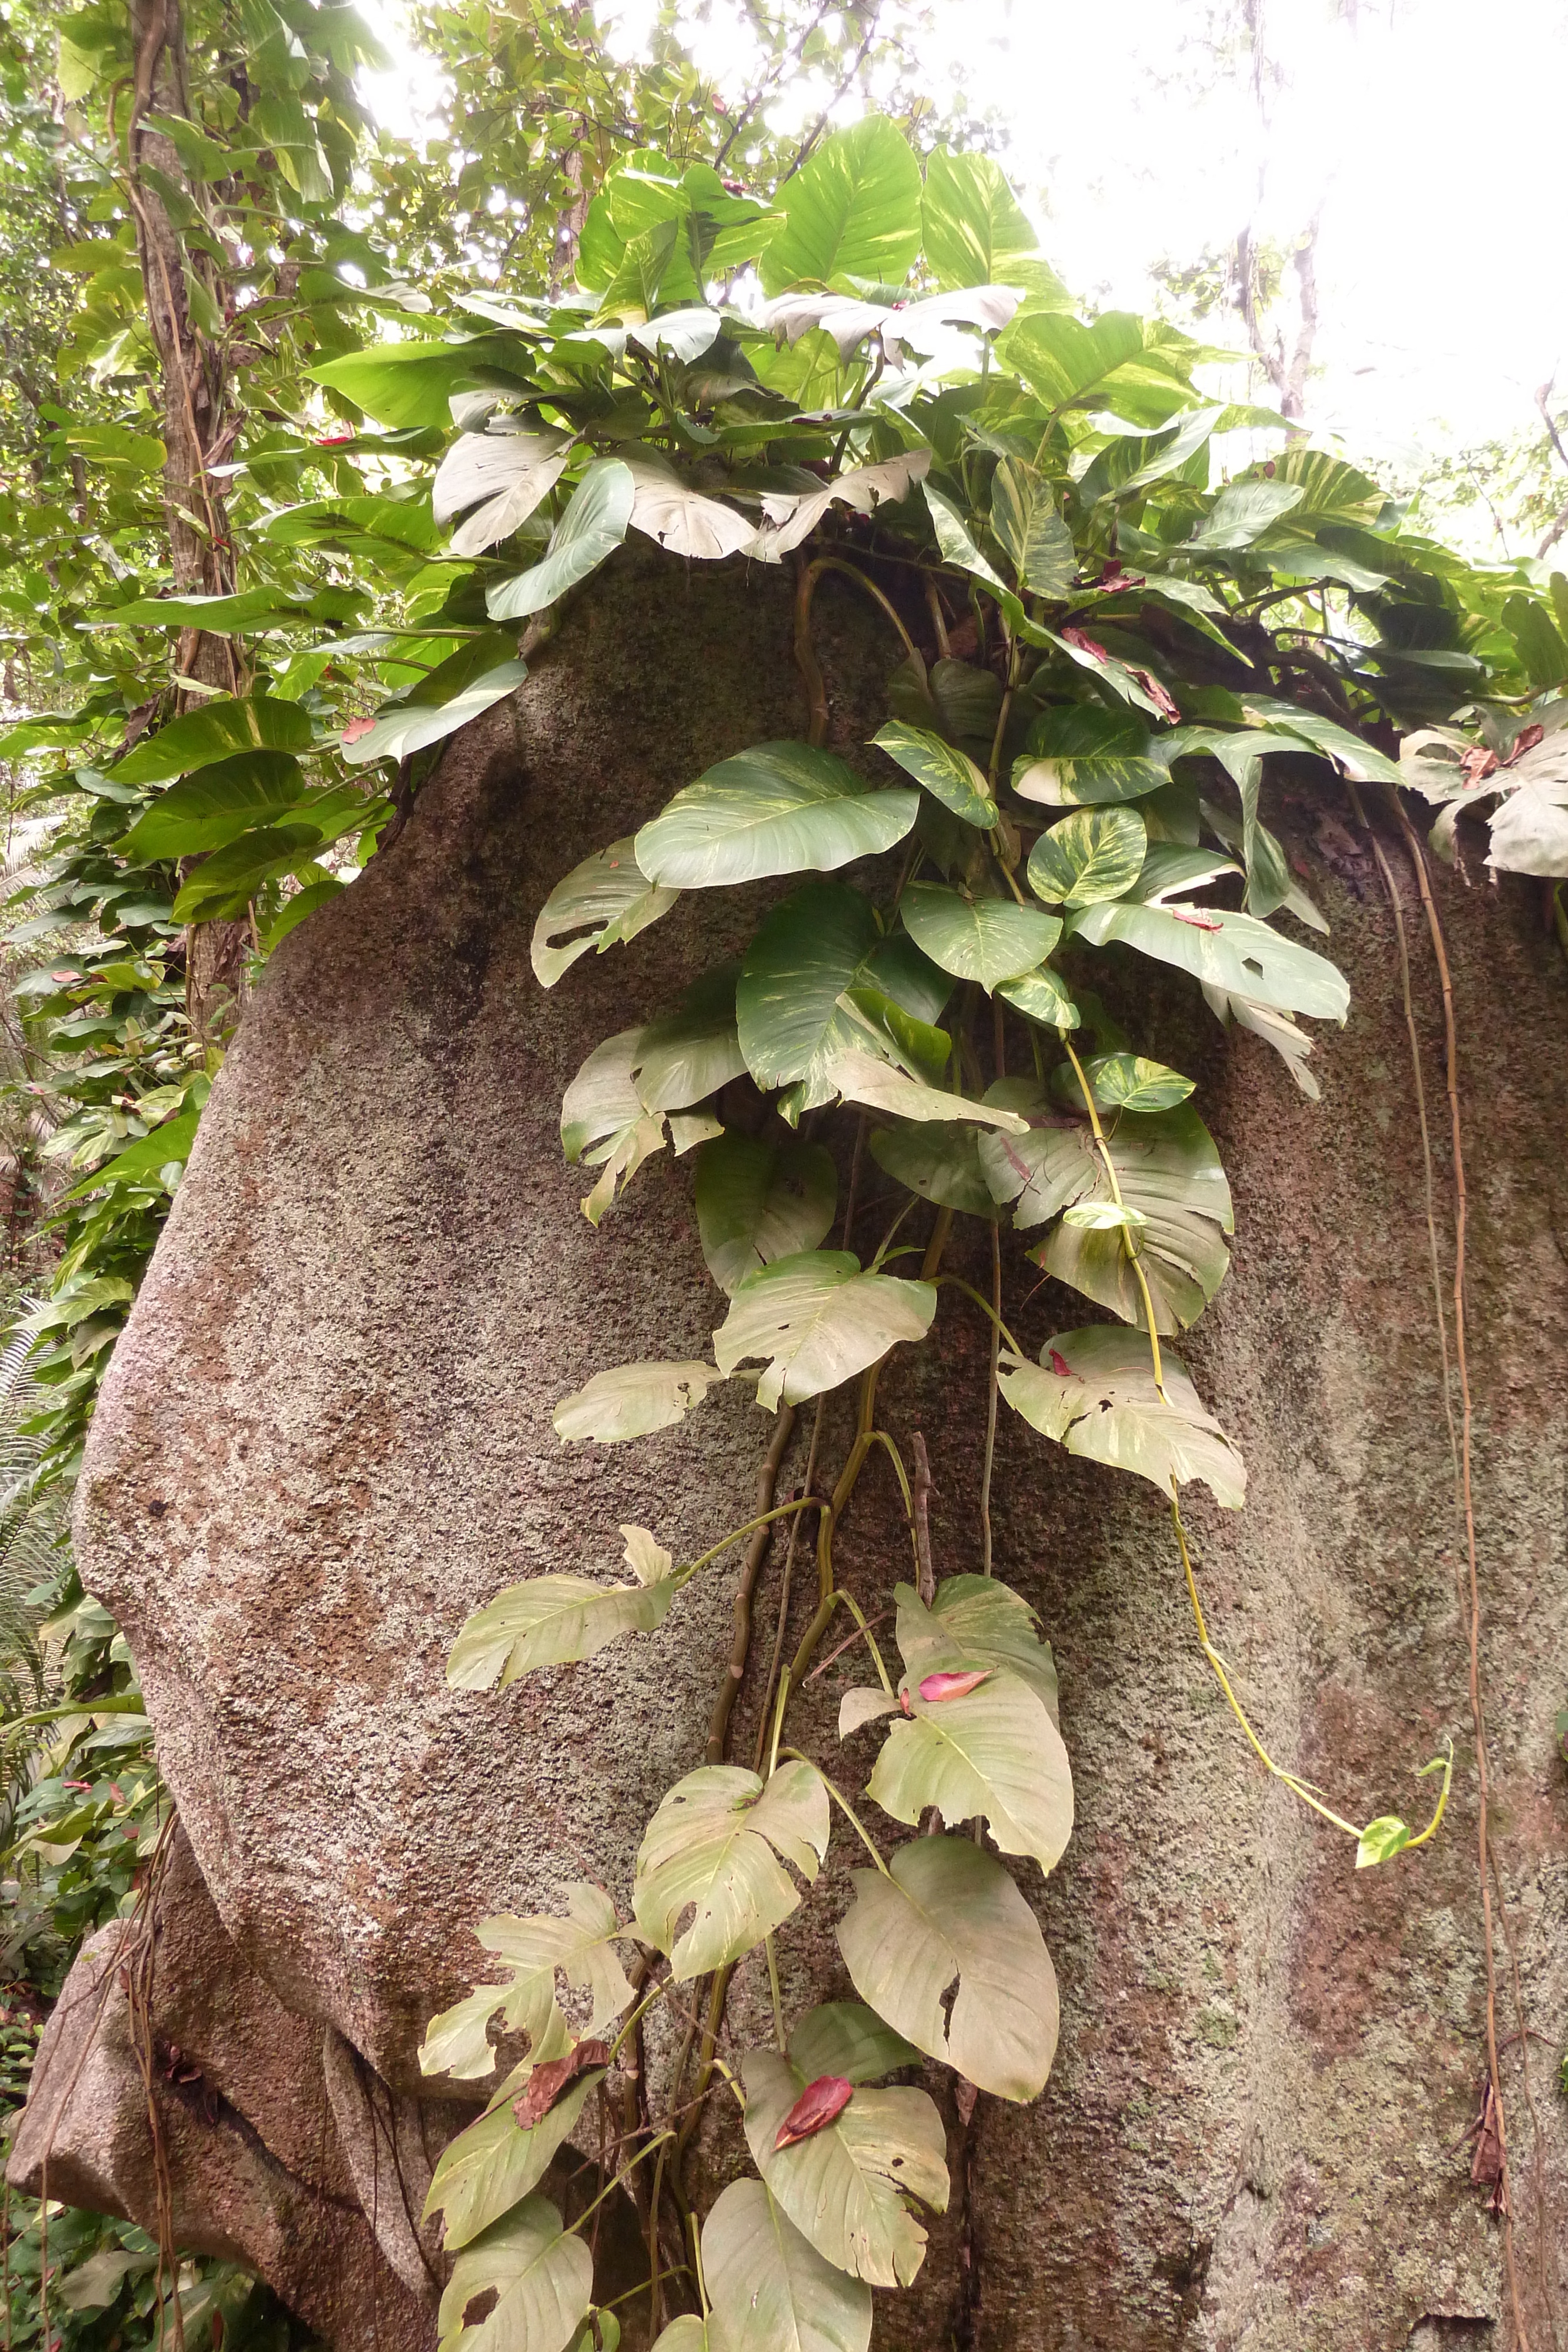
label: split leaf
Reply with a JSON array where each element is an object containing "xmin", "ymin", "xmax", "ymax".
[
  {"xmin": 633, "ymin": 1760, "xmax": 829, "ymax": 1979},
  {"xmin": 713, "ymin": 1250, "xmax": 936, "ymax": 1411},
  {"xmin": 741, "ymin": 2047, "xmax": 948, "ymax": 2288},
  {"xmin": 998, "ymin": 1325, "xmax": 1246, "ymax": 1507}
]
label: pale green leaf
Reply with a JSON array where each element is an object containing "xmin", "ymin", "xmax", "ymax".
[
  {"xmin": 636, "ymin": 745, "xmax": 917, "ymax": 891},
  {"xmin": 434, "ymin": 426, "xmax": 571, "ymax": 556},
  {"xmin": 922, "ymin": 482, "xmax": 1007, "ymax": 592},
  {"xmin": 1186, "ymin": 477, "xmax": 1305, "ymax": 549},
  {"xmin": 870, "ymin": 721, "xmax": 996, "ymax": 827},
  {"xmin": 703, "ymin": 2179, "xmax": 872, "ymax": 2352},
  {"xmin": 900, "ymin": 883, "xmax": 1061, "ymax": 987},
  {"xmin": 487, "ymin": 460, "xmax": 636, "ymax": 622},
  {"xmin": 920, "ymin": 149, "xmax": 1069, "ymax": 305},
  {"xmin": 787, "ymin": 2003, "xmax": 921, "ymax": 2086},
  {"xmin": 1356, "ymin": 1816, "xmax": 1412, "ymax": 1869},
  {"xmin": 553, "ymin": 1359, "xmax": 722, "ymax": 1442},
  {"xmin": 1082, "ymin": 1053, "xmax": 1194, "ymax": 1112},
  {"xmin": 437, "ymin": 2194, "xmax": 593, "ymax": 2352},
  {"xmin": 631, "ymin": 965, "xmax": 746, "ymax": 1112},
  {"xmin": 696, "ymin": 1131, "xmax": 837, "ymax": 1294},
  {"xmin": 760, "ymin": 118, "xmax": 922, "ymax": 295},
  {"xmin": 994, "ymin": 965, "xmax": 1079, "ymax": 1030},
  {"xmin": 426, "ymin": 2067, "xmax": 597, "ymax": 2250},
  {"xmin": 998, "ymin": 1326, "xmax": 1246, "ymax": 1508},
  {"xmin": 448, "ymin": 1573, "xmax": 674, "ymax": 1692},
  {"xmin": 1069, "ymin": 900, "xmax": 1349, "ymax": 1021},
  {"xmin": 892, "ymin": 1576, "xmax": 1059, "ymax": 1722},
  {"xmin": 741, "ymin": 2047, "xmax": 948, "ymax": 2288},
  {"xmin": 825, "ymin": 1049, "xmax": 1027, "ymax": 1134},
  {"xmin": 989, "ymin": 459, "xmax": 1076, "ymax": 596},
  {"xmin": 420, "ymin": 1883, "xmax": 633, "ymax": 2084},
  {"xmin": 866, "ymin": 1653, "xmax": 1072, "ymax": 1873},
  {"xmin": 626, "ymin": 457, "xmax": 756, "ymax": 560},
  {"xmin": 835, "ymin": 1835, "xmax": 1059, "ymax": 2101},
  {"xmin": 867, "ymin": 1121, "xmax": 994, "ymax": 1217},
  {"xmin": 531, "ymin": 838, "xmax": 677, "ymax": 988},
  {"xmin": 632, "ymin": 1760, "xmax": 829, "ymax": 1978},
  {"xmin": 341, "ymin": 659, "xmax": 528, "ymax": 767},
  {"xmin": 736, "ymin": 881, "xmax": 947, "ymax": 1115},
  {"xmin": 713, "ymin": 1250, "xmax": 937, "ymax": 1411}
]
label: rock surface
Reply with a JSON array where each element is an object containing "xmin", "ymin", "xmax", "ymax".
[{"xmin": 18, "ymin": 548, "xmax": 1568, "ymax": 2347}]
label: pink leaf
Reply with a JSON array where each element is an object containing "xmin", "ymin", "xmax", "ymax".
[
  {"xmin": 513, "ymin": 2038, "xmax": 610, "ymax": 2130},
  {"xmin": 1503, "ymin": 722, "xmax": 1544, "ymax": 766},
  {"xmin": 774, "ymin": 2074, "xmax": 853, "ymax": 2149},
  {"xmin": 1169, "ymin": 907, "xmax": 1223, "ymax": 931},
  {"xmin": 341, "ymin": 715, "xmax": 377, "ymax": 744},
  {"xmin": 1048, "ymin": 1348, "xmax": 1073, "ymax": 1378},
  {"xmin": 1060, "ymin": 626, "xmax": 1109, "ymax": 663},
  {"xmin": 1131, "ymin": 666, "xmax": 1180, "ymax": 721},
  {"xmin": 919, "ymin": 1669, "xmax": 990, "ymax": 1703}
]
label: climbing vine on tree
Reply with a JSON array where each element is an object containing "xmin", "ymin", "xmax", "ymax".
[{"xmin": 3, "ymin": 3, "xmax": 1568, "ymax": 2341}]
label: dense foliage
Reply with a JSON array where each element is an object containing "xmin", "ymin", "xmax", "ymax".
[{"xmin": 0, "ymin": 0, "xmax": 1565, "ymax": 2340}]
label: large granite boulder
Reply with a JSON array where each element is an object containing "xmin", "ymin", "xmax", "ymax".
[{"xmin": 14, "ymin": 549, "xmax": 1568, "ymax": 2347}]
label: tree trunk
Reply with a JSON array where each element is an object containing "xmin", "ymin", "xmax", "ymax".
[{"xmin": 13, "ymin": 550, "xmax": 1568, "ymax": 2348}]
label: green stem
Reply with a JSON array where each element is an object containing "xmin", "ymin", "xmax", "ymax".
[
  {"xmin": 572, "ymin": 2133, "xmax": 673, "ymax": 2239},
  {"xmin": 779, "ymin": 1748, "xmax": 890, "ymax": 1874},
  {"xmin": 934, "ymin": 1272, "xmax": 1024, "ymax": 1360},
  {"xmin": 675, "ymin": 1499, "xmax": 822, "ymax": 1588},
  {"xmin": 803, "ymin": 555, "xmax": 920, "ymax": 665},
  {"xmin": 833, "ymin": 1585, "xmax": 895, "ymax": 1696},
  {"xmin": 765, "ymin": 1933, "xmax": 786, "ymax": 2052}
]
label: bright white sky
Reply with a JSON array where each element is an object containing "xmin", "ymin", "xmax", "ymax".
[{"xmin": 360, "ymin": 0, "xmax": 1568, "ymax": 497}]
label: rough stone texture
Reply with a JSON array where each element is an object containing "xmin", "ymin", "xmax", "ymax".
[
  {"xmin": 18, "ymin": 547, "xmax": 1568, "ymax": 2347},
  {"xmin": 9, "ymin": 1826, "xmax": 433, "ymax": 2347}
]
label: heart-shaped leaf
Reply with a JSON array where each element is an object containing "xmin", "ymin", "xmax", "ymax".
[
  {"xmin": 741, "ymin": 2049, "xmax": 948, "ymax": 2288},
  {"xmin": 433, "ymin": 425, "xmax": 571, "ymax": 555},
  {"xmin": 898, "ymin": 883, "xmax": 1060, "ymax": 987},
  {"xmin": 530, "ymin": 838, "xmax": 677, "ymax": 987},
  {"xmin": 1070, "ymin": 899, "xmax": 1349, "ymax": 1021},
  {"xmin": 1027, "ymin": 806, "xmax": 1148, "ymax": 906},
  {"xmin": 696, "ymin": 1131, "xmax": 837, "ymax": 1295},
  {"xmin": 625, "ymin": 457, "xmax": 757, "ymax": 560},
  {"xmin": 487, "ymin": 458, "xmax": 636, "ymax": 622},
  {"xmin": 891, "ymin": 1577, "xmax": 1059, "ymax": 1722},
  {"xmin": 1081, "ymin": 1053, "xmax": 1194, "ymax": 1112},
  {"xmin": 702, "ymin": 2178, "xmax": 872, "ymax": 2352},
  {"xmin": 419, "ymin": 1881, "xmax": 633, "ymax": 2082},
  {"xmin": 448, "ymin": 1568, "xmax": 676, "ymax": 1692},
  {"xmin": 713, "ymin": 1250, "xmax": 937, "ymax": 1411},
  {"xmin": 995, "ymin": 965, "xmax": 1080, "ymax": 1031},
  {"xmin": 633, "ymin": 1760, "xmax": 829, "ymax": 1977},
  {"xmin": 998, "ymin": 1325, "xmax": 1246, "ymax": 1506},
  {"xmin": 1009, "ymin": 704, "xmax": 1168, "ymax": 807},
  {"xmin": 631, "ymin": 965, "xmax": 746, "ymax": 1113},
  {"xmin": 340, "ymin": 659, "xmax": 529, "ymax": 768},
  {"xmin": 835, "ymin": 1834, "xmax": 1059, "ymax": 2102},
  {"xmin": 736, "ymin": 881, "xmax": 948, "ymax": 1117},
  {"xmin": 758, "ymin": 115, "xmax": 921, "ymax": 295},
  {"xmin": 636, "ymin": 746, "xmax": 917, "ymax": 891},
  {"xmin": 865, "ymin": 1656, "xmax": 1072, "ymax": 1873}
]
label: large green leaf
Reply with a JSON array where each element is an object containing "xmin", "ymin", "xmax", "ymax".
[
  {"xmin": 626, "ymin": 457, "xmax": 757, "ymax": 560},
  {"xmin": 433, "ymin": 425, "xmax": 571, "ymax": 557},
  {"xmin": 449, "ymin": 1527, "xmax": 678, "ymax": 1690},
  {"xmin": 996, "ymin": 309, "xmax": 1148, "ymax": 414},
  {"xmin": 552, "ymin": 1361, "xmax": 723, "ymax": 1443},
  {"xmin": 920, "ymin": 148, "xmax": 1069, "ymax": 305},
  {"xmin": 530, "ymin": 837, "xmax": 677, "ymax": 987},
  {"xmin": 1069, "ymin": 900, "xmax": 1350, "ymax": 1020},
  {"xmin": 633, "ymin": 1760, "xmax": 829, "ymax": 1977},
  {"xmin": 1011, "ymin": 704, "xmax": 1168, "ymax": 808},
  {"xmin": 636, "ymin": 745, "xmax": 917, "ymax": 890},
  {"xmin": 713, "ymin": 1250, "xmax": 936, "ymax": 1409},
  {"xmin": 760, "ymin": 119, "xmax": 921, "ymax": 295},
  {"xmin": 112, "ymin": 693, "xmax": 312, "ymax": 785},
  {"xmin": 696, "ymin": 1131, "xmax": 837, "ymax": 1294},
  {"xmin": 1187, "ymin": 478, "xmax": 1305, "ymax": 550},
  {"xmin": 736, "ymin": 880, "xmax": 947, "ymax": 1116},
  {"xmin": 560, "ymin": 1028, "xmax": 644, "ymax": 1162},
  {"xmin": 631, "ymin": 965, "xmax": 745, "ymax": 1113},
  {"xmin": 426, "ymin": 2065, "xmax": 599, "ymax": 2251},
  {"xmin": 979, "ymin": 1090, "xmax": 1232, "ymax": 1333},
  {"xmin": 824, "ymin": 1051, "xmax": 1028, "ymax": 1134},
  {"xmin": 436, "ymin": 2195, "xmax": 593, "ymax": 2352},
  {"xmin": 420, "ymin": 1882, "xmax": 632, "ymax": 2081},
  {"xmin": 741, "ymin": 2048, "xmax": 948, "ymax": 2288},
  {"xmin": 891, "ymin": 1576, "xmax": 1059, "ymax": 1722},
  {"xmin": 989, "ymin": 459, "xmax": 1076, "ymax": 597},
  {"xmin": 786, "ymin": 2003, "xmax": 922, "ymax": 2087},
  {"xmin": 1026, "ymin": 807, "xmax": 1148, "ymax": 905},
  {"xmin": 340, "ymin": 659, "xmax": 528, "ymax": 767},
  {"xmin": 870, "ymin": 721, "xmax": 996, "ymax": 827},
  {"xmin": 835, "ymin": 1835, "xmax": 1059, "ymax": 2100},
  {"xmin": 864, "ymin": 1595, "xmax": 1072, "ymax": 1872},
  {"xmin": 487, "ymin": 459, "xmax": 636, "ymax": 622},
  {"xmin": 998, "ymin": 1325, "xmax": 1246, "ymax": 1507},
  {"xmin": 867, "ymin": 1122, "xmax": 994, "ymax": 1217},
  {"xmin": 704, "ymin": 2183, "xmax": 871, "ymax": 2352},
  {"xmin": 116, "ymin": 749, "xmax": 306, "ymax": 860},
  {"xmin": 311, "ymin": 338, "xmax": 512, "ymax": 430}
]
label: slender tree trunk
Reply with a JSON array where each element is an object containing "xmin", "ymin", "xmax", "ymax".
[{"xmin": 127, "ymin": 0, "xmax": 250, "ymax": 1041}]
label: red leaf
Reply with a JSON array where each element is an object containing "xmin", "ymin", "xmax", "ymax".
[
  {"xmin": 341, "ymin": 715, "xmax": 377, "ymax": 744},
  {"xmin": 1131, "ymin": 666, "xmax": 1180, "ymax": 722},
  {"xmin": 1503, "ymin": 722, "xmax": 1544, "ymax": 766},
  {"xmin": 1048, "ymin": 1348, "xmax": 1073, "ymax": 1378},
  {"xmin": 774, "ymin": 2074, "xmax": 853, "ymax": 2149},
  {"xmin": 1460, "ymin": 746, "xmax": 1499, "ymax": 788},
  {"xmin": 1060, "ymin": 627, "xmax": 1109, "ymax": 663},
  {"xmin": 513, "ymin": 2038, "xmax": 610, "ymax": 2130},
  {"xmin": 1095, "ymin": 564, "xmax": 1146, "ymax": 596},
  {"xmin": 1170, "ymin": 907, "xmax": 1223, "ymax": 931},
  {"xmin": 919, "ymin": 1669, "xmax": 989, "ymax": 1703},
  {"xmin": 316, "ymin": 433, "xmax": 355, "ymax": 447}
]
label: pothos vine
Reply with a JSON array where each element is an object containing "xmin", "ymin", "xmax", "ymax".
[{"xmin": 364, "ymin": 132, "xmax": 1551, "ymax": 2352}]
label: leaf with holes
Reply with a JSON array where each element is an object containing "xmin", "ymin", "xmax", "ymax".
[
  {"xmin": 835, "ymin": 1835, "xmax": 1059, "ymax": 2101},
  {"xmin": 1027, "ymin": 807, "xmax": 1147, "ymax": 905},
  {"xmin": 865, "ymin": 1636, "xmax": 1072, "ymax": 1873},
  {"xmin": 633, "ymin": 1760, "xmax": 828, "ymax": 1978},
  {"xmin": 696, "ymin": 1131, "xmax": 837, "ymax": 1294},
  {"xmin": 713, "ymin": 1250, "xmax": 936, "ymax": 1411},
  {"xmin": 741, "ymin": 2049, "xmax": 949, "ymax": 2288},
  {"xmin": 1069, "ymin": 900, "xmax": 1349, "ymax": 1021},
  {"xmin": 899, "ymin": 884, "xmax": 1060, "ymax": 987},
  {"xmin": 487, "ymin": 458, "xmax": 636, "ymax": 622},
  {"xmin": 530, "ymin": 839, "xmax": 677, "ymax": 987},
  {"xmin": 425, "ymin": 2062, "xmax": 600, "ymax": 2250},
  {"xmin": 553, "ymin": 1359, "xmax": 723, "ymax": 1443},
  {"xmin": 868, "ymin": 1121, "xmax": 994, "ymax": 1216},
  {"xmin": 436, "ymin": 2194, "xmax": 593, "ymax": 2352},
  {"xmin": 998, "ymin": 1327, "xmax": 1245, "ymax": 1506},
  {"xmin": 419, "ymin": 1882, "xmax": 631, "ymax": 2082},
  {"xmin": 871, "ymin": 721, "xmax": 997, "ymax": 828},
  {"xmin": 636, "ymin": 745, "xmax": 917, "ymax": 890},
  {"xmin": 736, "ymin": 881, "xmax": 948, "ymax": 1116},
  {"xmin": 703, "ymin": 2177, "xmax": 872, "ymax": 2352}
]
